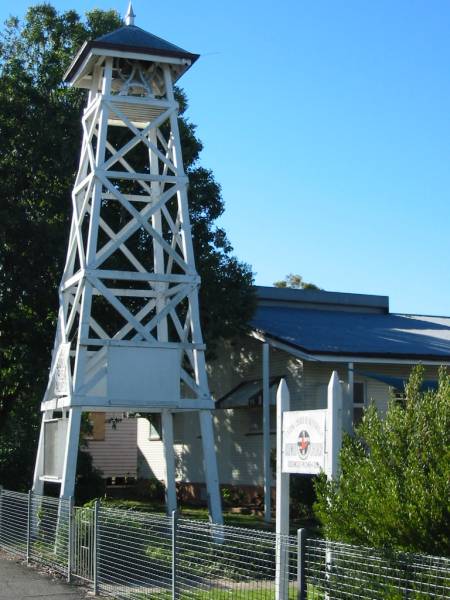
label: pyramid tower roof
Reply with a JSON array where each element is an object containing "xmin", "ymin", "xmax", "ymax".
[{"xmin": 64, "ymin": 18, "xmax": 198, "ymax": 85}]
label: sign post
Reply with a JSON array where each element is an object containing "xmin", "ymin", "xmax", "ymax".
[
  {"xmin": 275, "ymin": 371, "xmax": 343, "ymax": 600},
  {"xmin": 325, "ymin": 371, "xmax": 343, "ymax": 599},
  {"xmin": 325, "ymin": 371, "xmax": 343, "ymax": 479},
  {"xmin": 275, "ymin": 379, "xmax": 290, "ymax": 599}
]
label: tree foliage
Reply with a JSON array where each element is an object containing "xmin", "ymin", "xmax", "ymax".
[
  {"xmin": 0, "ymin": 4, "xmax": 255, "ymax": 489},
  {"xmin": 273, "ymin": 273, "xmax": 321, "ymax": 290},
  {"xmin": 314, "ymin": 366, "xmax": 450, "ymax": 556}
]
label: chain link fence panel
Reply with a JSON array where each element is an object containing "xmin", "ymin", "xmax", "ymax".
[
  {"xmin": 0, "ymin": 489, "xmax": 28, "ymax": 556},
  {"xmin": 305, "ymin": 537, "xmax": 450, "ymax": 600},
  {"xmin": 29, "ymin": 492, "xmax": 71, "ymax": 576},
  {"xmin": 0, "ymin": 488, "xmax": 449, "ymax": 600}
]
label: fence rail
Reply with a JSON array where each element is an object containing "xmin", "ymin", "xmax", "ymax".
[{"xmin": 0, "ymin": 487, "xmax": 449, "ymax": 599}]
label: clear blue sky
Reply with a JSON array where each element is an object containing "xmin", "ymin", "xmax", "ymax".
[{"xmin": 2, "ymin": 1, "xmax": 449, "ymax": 316}]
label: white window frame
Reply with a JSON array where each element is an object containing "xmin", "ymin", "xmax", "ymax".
[
  {"xmin": 353, "ymin": 381, "xmax": 366, "ymax": 426},
  {"xmin": 246, "ymin": 405, "xmax": 277, "ymax": 436},
  {"xmin": 148, "ymin": 414, "xmax": 162, "ymax": 441}
]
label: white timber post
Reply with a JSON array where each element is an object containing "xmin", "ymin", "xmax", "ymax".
[
  {"xmin": 164, "ymin": 64, "xmax": 223, "ymax": 525},
  {"xmin": 343, "ymin": 362, "xmax": 354, "ymax": 435},
  {"xmin": 326, "ymin": 371, "xmax": 343, "ymax": 480},
  {"xmin": 275, "ymin": 378, "xmax": 290, "ymax": 600},
  {"xmin": 72, "ymin": 59, "xmax": 111, "ymax": 392},
  {"xmin": 59, "ymin": 408, "xmax": 83, "ymax": 499},
  {"xmin": 262, "ymin": 342, "xmax": 272, "ymax": 522},
  {"xmin": 149, "ymin": 126, "xmax": 168, "ymax": 342},
  {"xmin": 199, "ymin": 410, "xmax": 223, "ymax": 524},
  {"xmin": 60, "ymin": 60, "xmax": 112, "ymax": 502},
  {"xmin": 149, "ymin": 123, "xmax": 175, "ymax": 515},
  {"xmin": 32, "ymin": 413, "xmax": 47, "ymax": 495},
  {"xmin": 162, "ymin": 409, "xmax": 177, "ymax": 514},
  {"xmin": 325, "ymin": 371, "xmax": 343, "ymax": 598}
]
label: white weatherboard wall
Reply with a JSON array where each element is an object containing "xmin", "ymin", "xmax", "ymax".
[
  {"xmin": 214, "ymin": 408, "xmax": 272, "ymax": 486},
  {"xmin": 302, "ymin": 362, "xmax": 441, "ymax": 415},
  {"xmin": 87, "ymin": 413, "xmax": 137, "ymax": 479},
  {"xmin": 137, "ymin": 337, "xmax": 303, "ymax": 487},
  {"xmin": 207, "ymin": 337, "xmax": 305, "ymax": 410},
  {"xmin": 102, "ymin": 337, "xmax": 442, "ymax": 489},
  {"xmin": 137, "ymin": 409, "xmax": 274, "ymax": 487},
  {"xmin": 138, "ymin": 413, "xmax": 204, "ymax": 484}
]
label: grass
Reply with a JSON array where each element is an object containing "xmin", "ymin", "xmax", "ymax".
[
  {"xmin": 132, "ymin": 582, "xmax": 321, "ymax": 599},
  {"xmin": 95, "ymin": 498, "xmax": 319, "ymax": 534}
]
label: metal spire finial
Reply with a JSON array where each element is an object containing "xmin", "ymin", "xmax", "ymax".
[{"xmin": 125, "ymin": 1, "xmax": 136, "ymax": 26}]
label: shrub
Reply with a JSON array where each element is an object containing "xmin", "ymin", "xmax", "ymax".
[
  {"xmin": 314, "ymin": 366, "xmax": 450, "ymax": 556},
  {"xmin": 133, "ymin": 477, "xmax": 166, "ymax": 502},
  {"xmin": 75, "ymin": 450, "xmax": 105, "ymax": 505},
  {"xmin": 290, "ymin": 474, "xmax": 316, "ymax": 520}
]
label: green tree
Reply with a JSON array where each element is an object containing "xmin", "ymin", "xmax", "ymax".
[
  {"xmin": 314, "ymin": 366, "xmax": 450, "ymax": 556},
  {"xmin": 273, "ymin": 273, "xmax": 321, "ymax": 290},
  {"xmin": 0, "ymin": 4, "xmax": 255, "ymax": 489}
]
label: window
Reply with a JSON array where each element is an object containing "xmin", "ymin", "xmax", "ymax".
[
  {"xmin": 247, "ymin": 407, "xmax": 262, "ymax": 434},
  {"xmin": 173, "ymin": 414, "xmax": 184, "ymax": 444},
  {"xmin": 353, "ymin": 382, "xmax": 365, "ymax": 426},
  {"xmin": 247, "ymin": 406, "xmax": 276, "ymax": 435},
  {"xmin": 88, "ymin": 412, "xmax": 105, "ymax": 441},
  {"xmin": 148, "ymin": 414, "xmax": 162, "ymax": 441},
  {"xmin": 392, "ymin": 388, "xmax": 406, "ymax": 407}
]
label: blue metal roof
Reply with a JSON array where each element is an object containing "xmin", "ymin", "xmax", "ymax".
[
  {"xmin": 251, "ymin": 306, "xmax": 450, "ymax": 360},
  {"xmin": 94, "ymin": 25, "xmax": 193, "ymax": 57}
]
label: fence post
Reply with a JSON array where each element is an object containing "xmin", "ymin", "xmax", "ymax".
[
  {"xmin": 0, "ymin": 485, "xmax": 3, "ymax": 549},
  {"xmin": 297, "ymin": 528, "xmax": 306, "ymax": 600},
  {"xmin": 0, "ymin": 485, "xmax": 3, "ymax": 548},
  {"xmin": 26, "ymin": 490, "xmax": 32, "ymax": 565},
  {"xmin": 172, "ymin": 509, "xmax": 179, "ymax": 600},
  {"xmin": 275, "ymin": 379, "xmax": 290, "ymax": 600},
  {"xmin": 93, "ymin": 500, "xmax": 99, "ymax": 595},
  {"xmin": 67, "ymin": 496, "xmax": 73, "ymax": 583}
]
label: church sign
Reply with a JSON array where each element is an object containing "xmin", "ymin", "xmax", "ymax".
[{"xmin": 282, "ymin": 409, "xmax": 327, "ymax": 474}]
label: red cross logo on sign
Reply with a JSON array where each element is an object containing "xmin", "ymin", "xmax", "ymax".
[{"xmin": 298, "ymin": 430, "xmax": 311, "ymax": 459}]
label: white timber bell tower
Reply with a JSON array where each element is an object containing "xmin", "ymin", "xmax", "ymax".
[{"xmin": 32, "ymin": 3, "xmax": 223, "ymax": 523}]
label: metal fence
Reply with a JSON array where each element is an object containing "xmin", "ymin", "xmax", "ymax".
[
  {"xmin": 305, "ymin": 538, "xmax": 450, "ymax": 600},
  {"xmin": 0, "ymin": 488, "xmax": 71, "ymax": 576},
  {"xmin": 0, "ymin": 487, "xmax": 449, "ymax": 600}
]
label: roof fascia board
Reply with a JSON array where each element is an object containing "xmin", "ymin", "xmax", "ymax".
[
  {"xmin": 65, "ymin": 47, "xmax": 97, "ymax": 87},
  {"xmin": 66, "ymin": 47, "xmax": 189, "ymax": 87},
  {"xmin": 250, "ymin": 331, "xmax": 315, "ymax": 362},
  {"xmin": 308, "ymin": 354, "xmax": 450, "ymax": 366},
  {"xmin": 63, "ymin": 40, "xmax": 89, "ymax": 82},
  {"xmin": 90, "ymin": 47, "xmax": 190, "ymax": 65},
  {"xmin": 250, "ymin": 330, "xmax": 450, "ymax": 366}
]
